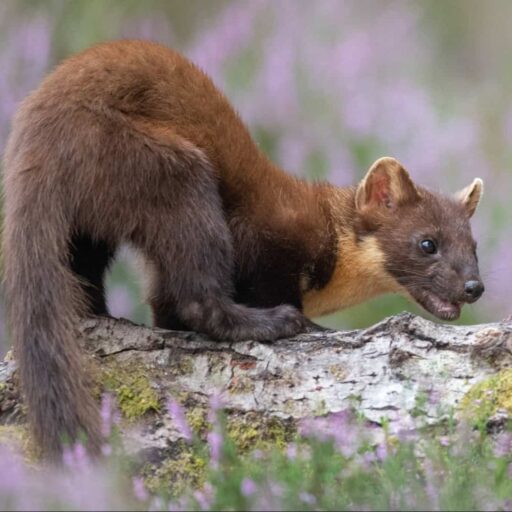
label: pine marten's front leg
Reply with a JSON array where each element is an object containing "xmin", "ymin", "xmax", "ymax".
[{"xmin": 136, "ymin": 141, "xmax": 308, "ymax": 342}]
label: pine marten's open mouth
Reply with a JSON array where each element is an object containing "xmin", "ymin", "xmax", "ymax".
[{"xmin": 414, "ymin": 291, "xmax": 462, "ymax": 321}]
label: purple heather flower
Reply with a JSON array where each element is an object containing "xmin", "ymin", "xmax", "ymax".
[
  {"xmin": 504, "ymin": 500, "xmax": 512, "ymax": 512},
  {"xmin": 193, "ymin": 490, "xmax": 210, "ymax": 511},
  {"xmin": 439, "ymin": 436, "xmax": 450, "ymax": 447},
  {"xmin": 361, "ymin": 450, "xmax": 377, "ymax": 470},
  {"xmin": 299, "ymin": 492, "xmax": 316, "ymax": 505},
  {"xmin": 240, "ymin": 477, "xmax": 258, "ymax": 497},
  {"xmin": 101, "ymin": 444, "xmax": 113, "ymax": 457},
  {"xmin": 62, "ymin": 446, "xmax": 74, "ymax": 468},
  {"xmin": 73, "ymin": 442, "xmax": 89, "ymax": 470},
  {"xmin": 299, "ymin": 409, "xmax": 362, "ymax": 458},
  {"xmin": 167, "ymin": 398, "xmax": 193, "ymax": 442},
  {"xmin": 209, "ymin": 392, "xmax": 224, "ymax": 412},
  {"xmin": 100, "ymin": 393, "xmax": 115, "ymax": 438},
  {"xmin": 148, "ymin": 496, "xmax": 164, "ymax": 511},
  {"xmin": 207, "ymin": 392, "xmax": 225, "ymax": 425},
  {"xmin": 188, "ymin": 1, "xmax": 259, "ymax": 83},
  {"xmin": 376, "ymin": 442, "xmax": 388, "ymax": 461},
  {"xmin": 207, "ymin": 430, "xmax": 223, "ymax": 468},
  {"xmin": 107, "ymin": 286, "xmax": 135, "ymax": 319},
  {"xmin": 286, "ymin": 442, "xmax": 298, "ymax": 460},
  {"xmin": 424, "ymin": 459, "xmax": 440, "ymax": 511},
  {"xmin": 133, "ymin": 477, "xmax": 149, "ymax": 502}
]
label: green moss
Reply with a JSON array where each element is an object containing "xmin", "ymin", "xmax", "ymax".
[
  {"xmin": 186, "ymin": 407, "xmax": 208, "ymax": 436},
  {"xmin": 144, "ymin": 447, "xmax": 207, "ymax": 497},
  {"xmin": 227, "ymin": 413, "xmax": 295, "ymax": 452},
  {"xmin": 102, "ymin": 363, "xmax": 160, "ymax": 420},
  {"xmin": 460, "ymin": 369, "xmax": 512, "ymax": 422}
]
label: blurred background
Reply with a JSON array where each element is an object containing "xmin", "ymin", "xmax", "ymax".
[{"xmin": 0, "ymin": 0, "xmax": 510, "ymax": 353}]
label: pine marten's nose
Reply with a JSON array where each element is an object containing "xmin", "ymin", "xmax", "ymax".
[{"xmin": 464, "ymin": 280, "xmax": 484, "ymax": 301}]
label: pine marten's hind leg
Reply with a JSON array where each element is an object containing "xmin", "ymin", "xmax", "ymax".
[
  {"xmin": 69, "ymin": 233, "xmax": 116, "ymax": 316},
  {"xmin": 132, "ymin": 150, "xmax": 308, "ymax": 342}
]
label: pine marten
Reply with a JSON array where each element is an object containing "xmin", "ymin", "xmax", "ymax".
[{"xmin": 2, "ymin": 40, "xmax": 484, "ymax": 460}]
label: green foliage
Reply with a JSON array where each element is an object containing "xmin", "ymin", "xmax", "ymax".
[{"xmin": 165, "ymin": 412, "xmax": 512, "ymax": 511}]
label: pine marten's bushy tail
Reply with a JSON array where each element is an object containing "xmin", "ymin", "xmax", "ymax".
[{"xmin": 2, "ymin": 171, "xmax": 101, "ymax": 461}]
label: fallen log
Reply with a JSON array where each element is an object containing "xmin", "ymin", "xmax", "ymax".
[{"xmin": 1, "ymin": 313, "xmax": 511, "ymax": 469}]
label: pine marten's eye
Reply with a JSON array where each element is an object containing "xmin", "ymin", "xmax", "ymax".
[{"xmin": 419, "ymin": 239, "xmax": 437, "ymax": 254}]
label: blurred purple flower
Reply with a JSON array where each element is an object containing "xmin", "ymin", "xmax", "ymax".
[
  {"xmin": 376, "ymin": 442, "xmax": 388, "ymax": 461},
  {"xmin": 207, "ymin": 392, "xmax": 225, "ymax": 425},
  {"xmin": 189, "ymin": 2, "xmax": 260, "ymax": 83},
  {"xmin": 503, "ymin": 500, "xmax": 512, "ymax": 512},
  {"xmin": 0, "ymin": 14, "xmax": 52, "ymax": 150},
  {"xmin": 132, "ymin": 476, "xmax": 149, "ymax": 502},
  {"xmin": 424, "ymin": 459, "xmax": 440, "ymax": 511},
  {"xmin": 299, "ymin": 409, "xmax": 362, "ymax": 458},
  {"xmin": 207, "ymin": 430, "xmax": 223, "ymax": 468},
  {"xmin": 100, "ymin": 393, "xmax": 117, "ymax": 438},
  {"xmin": 101, "ymin": 444, "xmax": 113, "ymax": 457},
  {"xmin": 107, "ymin": 286, "xmax": 135, "ymax": 319},
  {"xmin": 390, "ymin": 414, "xmax": 418, "ymax": 443},
  {"xmin": 240, "ymin": 477, "xmax": 257, "ymax": 497},
  {"xmin": 299, "ymin": 491, "xmax": 316, "ymax": 505},
  {"xmin": 361, "ymin": 450, "xmax": 377, "ymax": 470},
  {"xmin": 167, "ymin": 398, "xmax": 193, "ymax": 442},
  {"xmin": 209, "ymin": 392, "xmax": 224, "ymax": 412},
  {"xmin": 286, "ymin": 442, "xmax": 297, "ymax": 460},
  {"xmin": 439, "ymin": 436, "xmax": 450, "ymax": 447},
  {"xmin": 193, "ymin": 488, "xmax": 212, "ymax": 511}
]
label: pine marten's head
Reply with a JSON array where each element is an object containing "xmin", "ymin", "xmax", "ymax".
[{"xmin": 354, "ymin": 157, "xmax": 484, "ymax": 321}]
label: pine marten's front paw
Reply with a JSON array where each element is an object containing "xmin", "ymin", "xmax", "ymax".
[
  {"xmin": 302, "ymin": 319, "xmax": 335, "ymax": 334},
  {"xmin": 267, "ymin": 304, "xmax": 310, "ymax": 339}
]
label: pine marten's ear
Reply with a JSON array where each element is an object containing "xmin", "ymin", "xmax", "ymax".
[
  {"xmin": 454, "ymin": 178, "xmax": 483, "ymax": 218},
  {"xmin": 355, "ymin": 157, "xmax": 420, "ymax": 214}
]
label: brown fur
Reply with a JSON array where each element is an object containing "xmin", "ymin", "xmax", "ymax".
[{"xmin": 2, "ymin": 41, "xmax": 483, "ymax": 460}]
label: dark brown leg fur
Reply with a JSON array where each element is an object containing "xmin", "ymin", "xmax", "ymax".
[
  {"xmin": 69, "ymin": 233, "xmax": 116, "ymax": 316},
  {"xmin": 123, "ymin": 139, "xmax": 308, "ymax": 342}
]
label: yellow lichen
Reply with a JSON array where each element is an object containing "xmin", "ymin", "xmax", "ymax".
[
  {"xmin": 102, "ymin": 363, "xmax": 160, "ymax": 420},
  {"xmin": 459, "ymin": 369, "xmax": 512, "ymax": 422},
  {"xmin": 186, "ymin": 407, "xmax": 208, "ymax": 435},
  {"xmin": 329, "ymin": 364, "xmax": 347, "ymax": 380},
  {"xmin": 144, "ymin": 447, "xmax": 207, "ymax": 497},
  {"xmin": 227, "ymin": 413, "xmax": 294, "ymax": 452}
]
